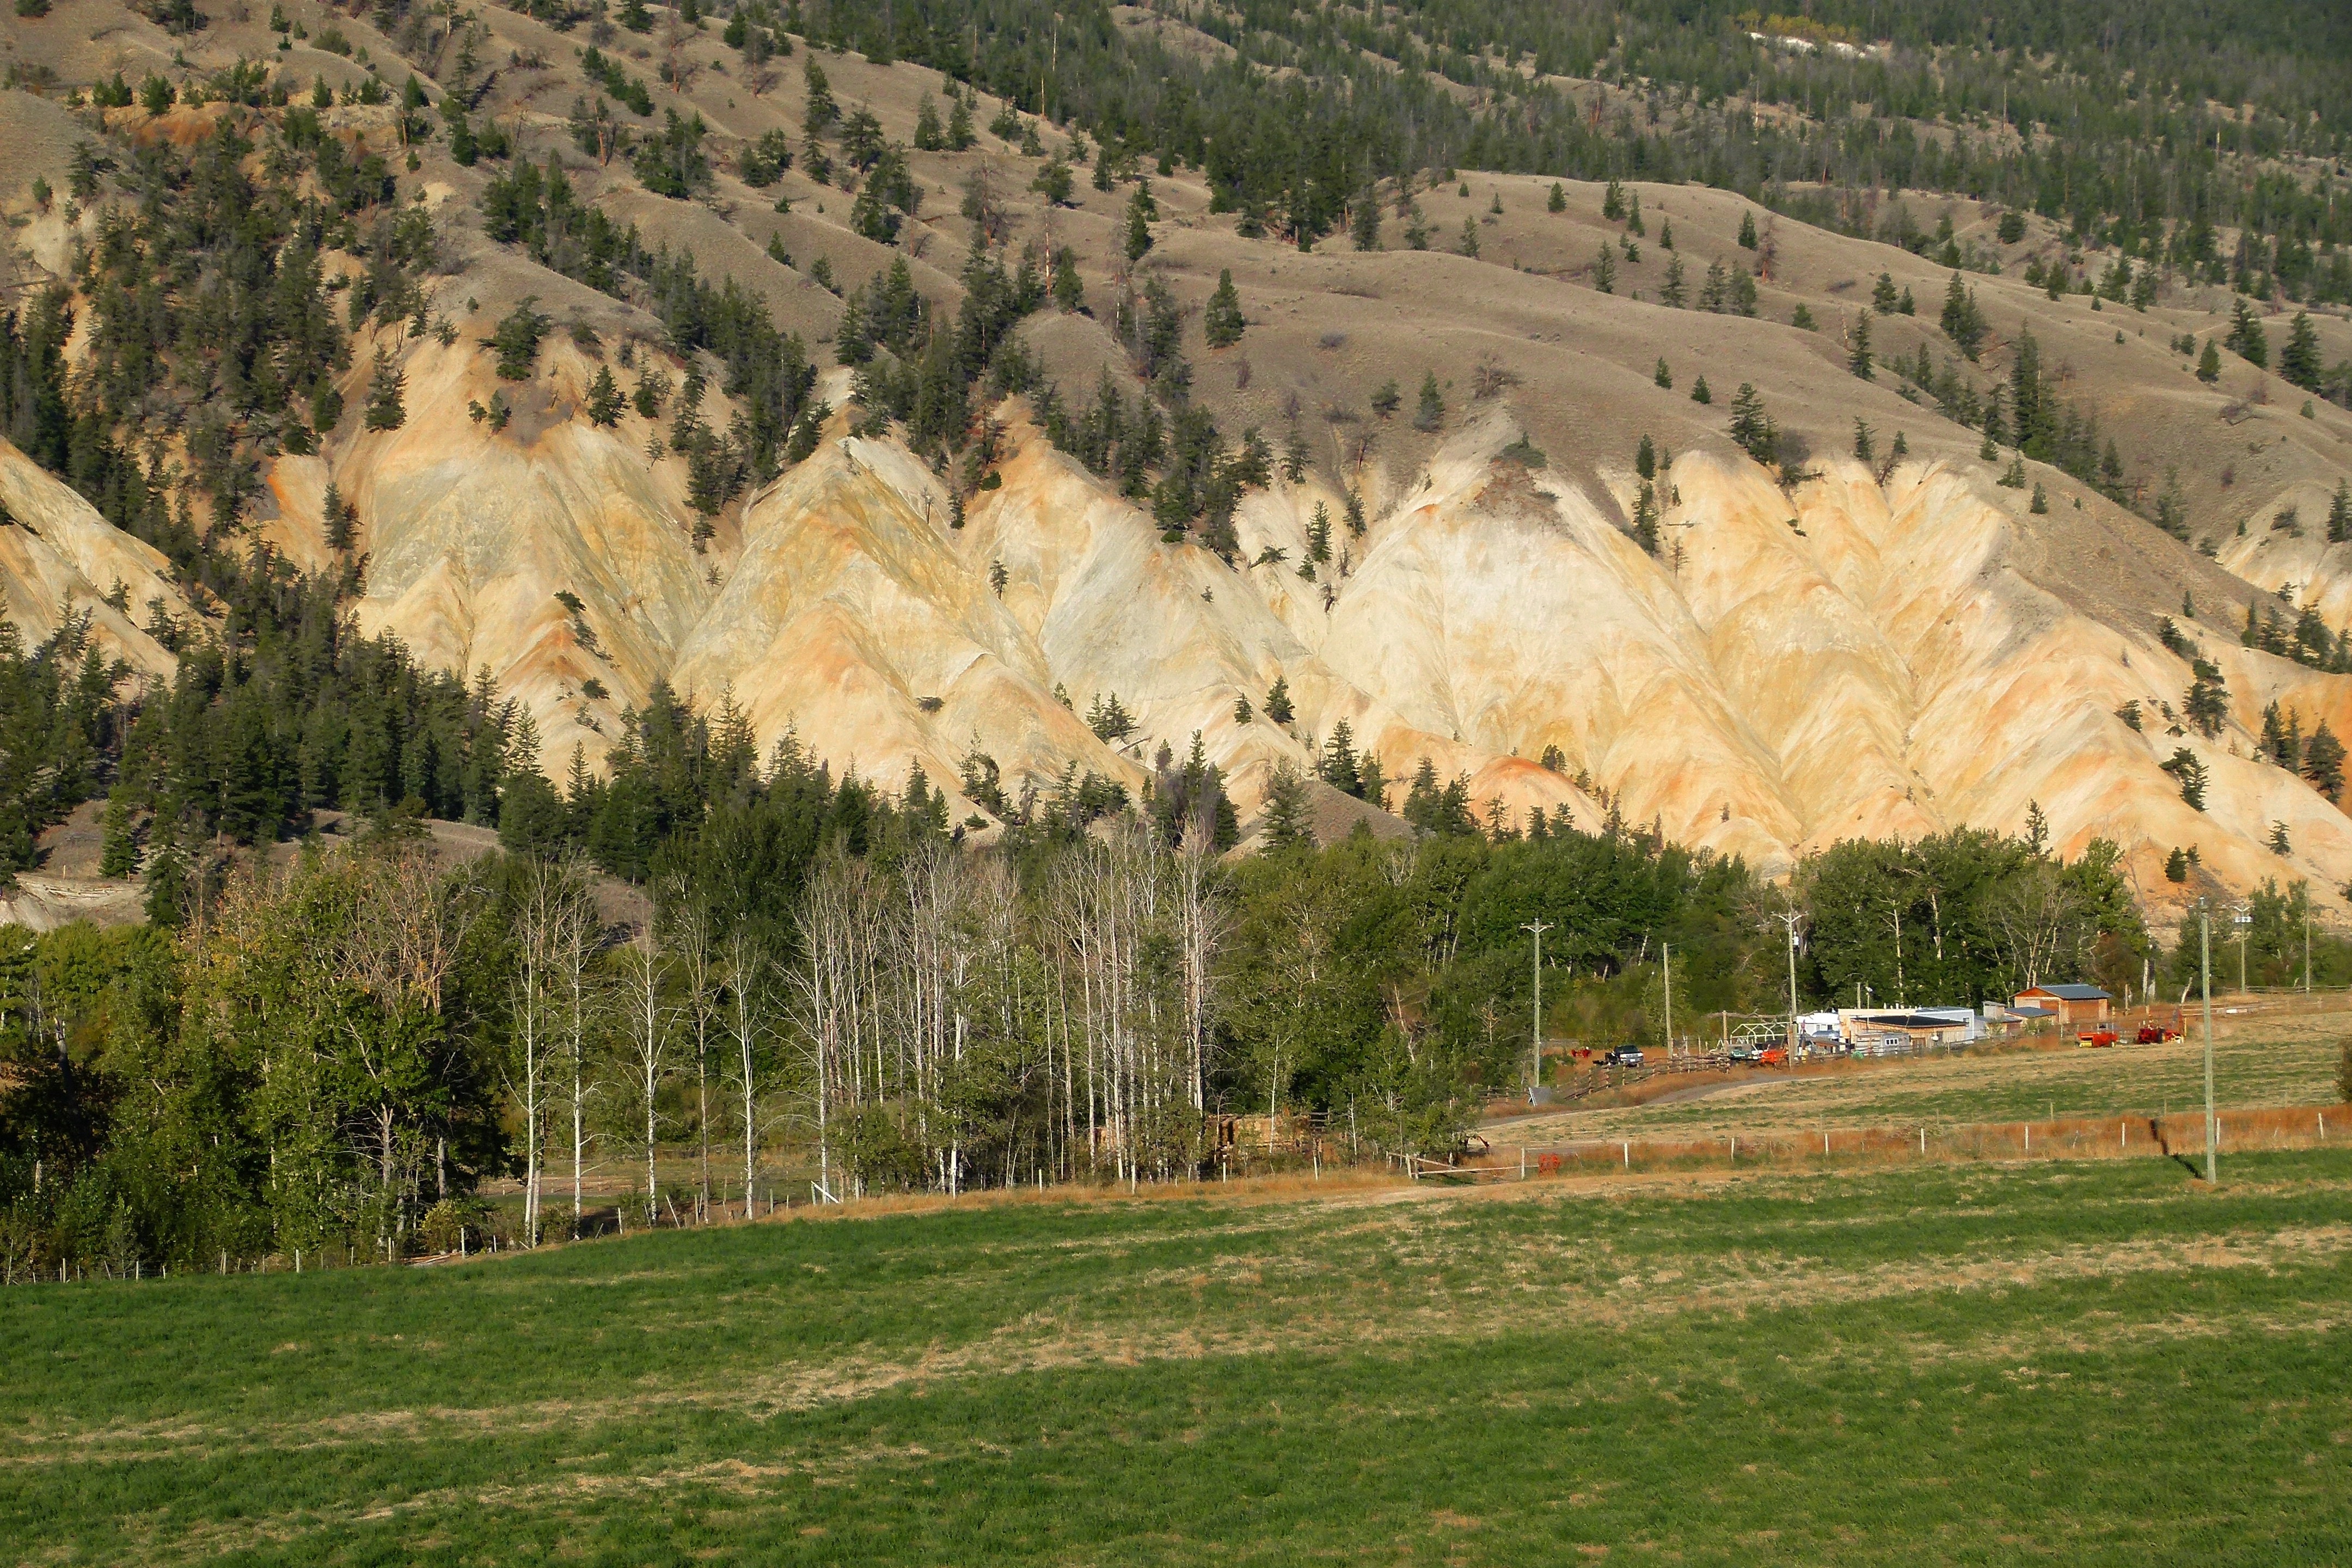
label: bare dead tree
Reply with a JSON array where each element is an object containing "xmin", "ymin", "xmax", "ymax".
[
  {"xmin": 667, "ymin": 895, "xmax": 722, "ymax": 1217},
  {"xmin": 556, "ymin": 868, "xmax": 600, "ymax": 1236},
  {"xmin": 721, "ymin": 927, "xmax": 773, "ymax": 1209},
  {"xmin": 615, "ymin": 931, "xmax": 673, "ymax": 1226},
  {"xmin": 509, "ymin": 858, "xmax": 565, "ymax": 1245},
  {"xmin": 1173, "ymin": 827, "xmax": 1229, "ymax": 1113},
  {"xmin": 1986, "ymin": 863, "xmax": 2086, "ymax": 991}
]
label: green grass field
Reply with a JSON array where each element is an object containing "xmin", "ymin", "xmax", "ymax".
[{"xmin": 7, "ymin": 1150, "xmax": 2352, "ymax": 1565}]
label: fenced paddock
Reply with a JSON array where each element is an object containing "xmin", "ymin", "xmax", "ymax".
[{"xmin": 1493, "ymin": 1102, "xmax": 2350, "ymax": 1178}]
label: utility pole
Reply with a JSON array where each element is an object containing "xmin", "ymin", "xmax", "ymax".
[
  {"xmin": 2236, "ymin": 902, "xmax": 2250, "ymax": 995},
  {"xmin": 1663, "ymin": 941, "xmax": 1673, "ymax": 1054},
  {"xmin": 2304, "ymin": 898, "xmax": 2312, "ymax": 993},
  {"xmin": 2200, "ymin": 900, "xmax": 2216, "ymax": 1184},
  {"xmin": 1523, "ymin": 920, "xmax": 1552, "ymax": 1095},
  {"xmin": 1773, "ymin": 907, "xmax": 1803, "ymax": 1050}
]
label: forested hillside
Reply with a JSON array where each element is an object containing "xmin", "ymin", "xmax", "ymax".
[{"xmin": 784, "ymin": 0, "xmax": 2352, "ymax": 301}]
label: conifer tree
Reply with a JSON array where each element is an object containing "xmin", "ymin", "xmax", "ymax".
[
  {"xmin": 2281, "ymin": 310, "xmax": 2323, "ymax": 392},
  {"xmin": 1350, "ymin": 193, "xmax": 1382, "ymax": 251},
  {"xmin": 1051, "ymin": 247, "xmax": 1085, "ymax": 313},
  {"xmin": 585, "ymin": 365, "xmax": 623, "ymax": 426},
  {"xmin": 2196, "ymin": 339, "xmax": 2221, "ymax": 382},
  {"xmin": 1413, "ymin": 371, "xmax": 1445, "ymax": 432},
  {"xmin": 363, "ymin": 347, "xmax": 407, "ymax": 431},
  {"xmin": 2304, "ymin": 719, "xmax": 2346, "ymax": 801},
  {"xmin": 1264, "ymin": 675, "xmax": 1294, "ymax": 725},
  {"xmin": 1203, "ymin": 269, "xmax": 1245, "ymax": 348},
  {"xmin": 1261, "ymin": 762, "xmax": 1312, "ymax": 848},
  {"xmin": 1601, "ymin": 179, "xmax": 1625, "ymax": 220},
  {"xmin": 1848, "ymin": 310, "xmax": 1873, "ymax": 378},
  {"xmin": 1737, "ymin": 209, "xmax": 1757, "ymax": 248},
  {"xmin": 98, "ymin": 790, "xmax": 138, "ymax": 878},
  {"xmin": 2328, "ymin": 480, "xmax": 2352, "ymax": 544},
  {"xmin": 1124, "ymin": 183, "xmax": 1152, "ymax": 261},
  {"xmin": 1728, "ymin": 383, "xmax": 1775, "ymax": 464},
  {"xmin": 1699, "ymin": 259, "xmax": 1726, "ymax": 311},
  {"xmin": 1030, "ymin": 157, "xmax": 1074, "ymax": 206},
  {"xmin": 2225, "ymin": 297, "xmax": 2268, "ymax": 367},
  {"xmin": 801, "ymin": 57, "xmax": 836, "ymax": 135},
  {"xmin": 1689, "ymin": 373, "xmax": 1711, "ymax": 405},
  {"xmin": 1872, "ymin": 272, "xmax": 1898, "ymax": 313},
  {"xmin": 1456, "ymin": 216, "xmax": 1479, "ymax": 258},
  {"xmin": 1653, "ymin": 357, "xmax": 1672, "ymax": 389},
  {"xmin": 1546, "ymin": 181, "xmax": 1566, "ymax": 213},
  {"xmin": 1634, "ymin": 434, "xmax": 1656, "ymax": 480},
  {"xmin": 1659, "ymin": 253, "xmax": 1687, "ymax": 308},
  {"xmin": 2161, "ymin": 748, "xmax": 2209, "ymax": 810},
  {"xmin": 1939, "ymin": 272, "xmax": 1986, "ymax": 359},
  {"xmin": 492, "ymin": 297, "xmax": 552, "ymax": 379},
  {"xmin": 322, "ymin": 481, "xmax": 355, "ymax": 549}
]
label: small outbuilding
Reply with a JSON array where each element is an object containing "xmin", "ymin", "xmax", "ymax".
[
  {"xmin": 2010, "ymin": 984, "xmax": 2111, "ymax": 1027},
  {"xmin": 1838, "ymin": 1008, "xmax": 1979, "ymax": 1053}
]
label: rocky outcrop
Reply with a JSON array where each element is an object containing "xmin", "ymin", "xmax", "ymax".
[{"xmin": 0, "ymin": 442, "xmax": 193, "ymax": 679}]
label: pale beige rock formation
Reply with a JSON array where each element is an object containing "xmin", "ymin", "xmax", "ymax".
[{"xmin": 0, "ymin": 440, "xmax": 193, "ymax": 678}]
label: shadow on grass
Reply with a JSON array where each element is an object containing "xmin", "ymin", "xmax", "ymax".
[{"xmin": 2146, "ymin": 1116, "xmax": 2210, "ymax": 1180}]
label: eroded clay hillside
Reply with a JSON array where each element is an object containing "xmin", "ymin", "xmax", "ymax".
[{"xmin": 6, "ymin": 0, "xmax": 2352, "ymax": 920}]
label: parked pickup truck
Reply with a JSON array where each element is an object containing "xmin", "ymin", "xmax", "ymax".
[{"xmin": 1601, "ymin": 1046, "xmax": 1645, "ymax": 1068}]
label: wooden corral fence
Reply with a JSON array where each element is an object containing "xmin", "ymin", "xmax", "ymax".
[
  {"xmin": 1497, "ymin": 1103, "xmax": 2349, "ymax": 1176},
  {"xmin": 1404, "ymin": 1136, "xmax": 1499, "ymax": 1181}
]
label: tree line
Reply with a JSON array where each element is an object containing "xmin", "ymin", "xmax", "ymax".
[{"xmin": 3, "ymin": 595, "xmax": 2172, "ymax": 1280}]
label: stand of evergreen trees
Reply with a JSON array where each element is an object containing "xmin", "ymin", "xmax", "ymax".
[{"xmin": 785, "ymin": 0, "xmax": 2351, "ymax": 299}]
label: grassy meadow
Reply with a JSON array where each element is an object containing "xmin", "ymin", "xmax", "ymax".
[
  {"xmin": 7, "ymin": 1149, "xmax": 2352, "ymax": 1565},
  {"xmin": 1513, "ymin": 996, "xmax": 2352, "ymax": 1145}
]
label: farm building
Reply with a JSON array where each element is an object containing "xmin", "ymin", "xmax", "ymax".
[
  {"xmin": 1837, "ymin": 1008, "xmax": 1981, "ymax": 1053},
  {"xmin": 2010, "ymin": 984, "xmax": 2111, "ymax": 1027}
]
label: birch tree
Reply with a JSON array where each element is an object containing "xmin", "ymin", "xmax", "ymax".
[
  {"xmin": 615, "ymin": 932, "xmax": 673, "ymax": 1224},
  {"xmin": 667, "ymin": 896, "xmax": 722, "ymax": 1216},
  {"xmin": 721, "ymin": 927, "xmax": 772, "ymax": 1211},
  {"xmin": 511, "ymin": 856, "xmax": 597, "ymax": 1243},
  {"xmin": 556, "ymin": 869, "xmax": 599, "ymax": 1236}
]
